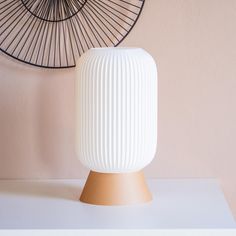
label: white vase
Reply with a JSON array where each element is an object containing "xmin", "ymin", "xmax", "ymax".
[
  {"xmin": 75, "ymin": 47, "xmax": 157, "ymax": 173},
  {"xmin": 75, "ymin": 47, "xmax": 158, "ymax": 205}
]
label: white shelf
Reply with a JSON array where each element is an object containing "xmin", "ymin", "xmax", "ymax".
[{"xmin": 0, "ymin": 179, "xmax": 235, "ymax": 229}]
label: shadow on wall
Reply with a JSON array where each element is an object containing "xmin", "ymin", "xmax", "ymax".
[{"xmin": 0, "ymin": 52, "xmax": 88, "ymax": 179}]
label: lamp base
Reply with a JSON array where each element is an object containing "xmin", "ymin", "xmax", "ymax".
[{"xmin": 79, "ymin": 170, "xmax": 152, "ymax": 205}]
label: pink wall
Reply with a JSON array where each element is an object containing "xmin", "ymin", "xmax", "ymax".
[{"xmin": 0, "ymin": 0, "xmax": 235, "ymax": 218}]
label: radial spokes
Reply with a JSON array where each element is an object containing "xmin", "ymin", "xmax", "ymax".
[
  {"xmin": 0, "ymin": 0, "xmax": 145, "ymax": 68},
  {"xmin": 21, "ymin": 0, "xmax": 87, "ymax": 22}
]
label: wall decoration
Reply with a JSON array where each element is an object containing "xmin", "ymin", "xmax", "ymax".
[{"xmin": 0, "ymin": 0, "xmax": 145, "ymax": 68}]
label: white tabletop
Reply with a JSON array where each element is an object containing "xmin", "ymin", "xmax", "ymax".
[{"xmin": 0, "ymin": 179, "xmax": 235, "ymax": 229}]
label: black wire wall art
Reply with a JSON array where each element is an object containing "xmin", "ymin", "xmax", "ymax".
[{"xmin": 0, "ymin": 0, "xmax": 145, "ymax": 69}]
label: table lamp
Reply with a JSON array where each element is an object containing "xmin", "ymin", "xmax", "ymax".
[{"xmin": 75, "ymin": 47, "xmax": 157, "ymax": 205}]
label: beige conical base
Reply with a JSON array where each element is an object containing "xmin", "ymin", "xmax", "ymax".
[{"xmin": 79, "ymin": 170, "xmax": 152, "ymax": 205}]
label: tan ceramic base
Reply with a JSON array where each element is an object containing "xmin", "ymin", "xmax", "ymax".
[{"xmin": 79, "ymin": 170, "xmax": 152, "ymax": 205}]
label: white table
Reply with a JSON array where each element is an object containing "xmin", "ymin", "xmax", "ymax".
[{"xmin": 0, "ymin": 179, "xmax": 235, "ymax": 229}]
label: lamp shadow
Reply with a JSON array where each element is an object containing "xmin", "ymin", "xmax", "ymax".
[{"xmin": 0, "ymin": 181, "xmax": 83, "ymax": 202}]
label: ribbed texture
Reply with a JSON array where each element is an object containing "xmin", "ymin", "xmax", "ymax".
[{"xmin": 75, "ymin": 48, "xmax": 157, "ymax": 173}]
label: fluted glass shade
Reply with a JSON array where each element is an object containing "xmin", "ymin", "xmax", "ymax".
[{"xmin": 75, "ymin": 47, "xmax": 157, "ymax": 173}]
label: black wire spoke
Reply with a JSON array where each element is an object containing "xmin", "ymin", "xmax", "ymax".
[{"xmin": 0, "ymin": 0, "xmax": 145, "ymax": 69}]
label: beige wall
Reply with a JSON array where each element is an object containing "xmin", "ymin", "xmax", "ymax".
[{"xmin": 0, "ymin": 0, "xmax": 235, "ymax": 218}]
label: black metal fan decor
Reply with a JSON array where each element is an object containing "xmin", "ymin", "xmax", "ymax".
[{"xmin": 0, "ymin": 0, "xmax": 145, "ymax": 69}]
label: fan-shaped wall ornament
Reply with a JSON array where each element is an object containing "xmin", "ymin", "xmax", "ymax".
[{"xmin": 0, "ymin": 0, "xmax": 145, "ymax": 69}]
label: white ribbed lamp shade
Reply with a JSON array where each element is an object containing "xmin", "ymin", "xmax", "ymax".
[{"xmin": 75, "ymin": 47, "xmax": 157, "ymax": 173}]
